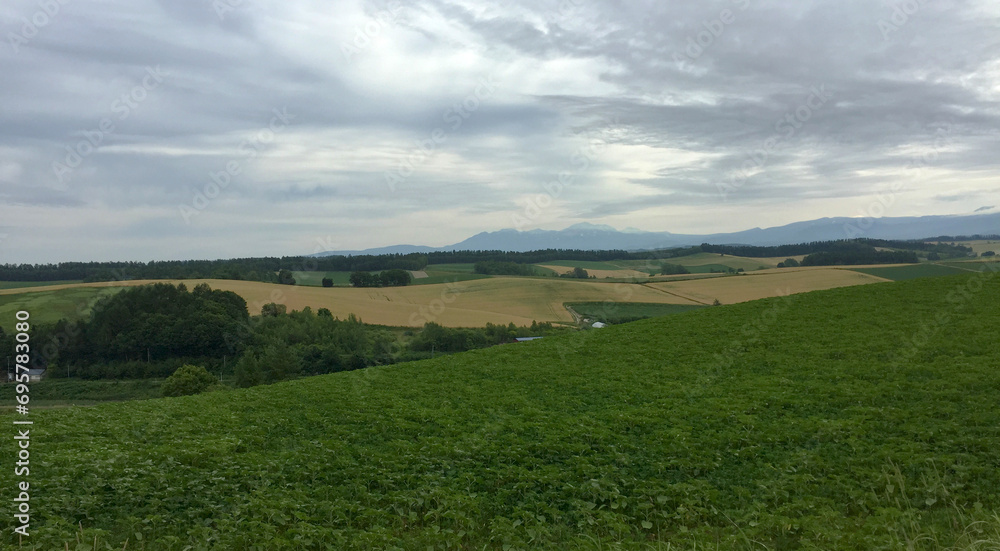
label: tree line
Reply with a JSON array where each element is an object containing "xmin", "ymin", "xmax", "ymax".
[
  {"xmin": 701, "ymin": 238, "xmax": 972, "ymax": 259},
  {"xmin": 3, "ymin": 238, "xmax": 969, "ymax": 283},
  {"xmin": 20, "ymin": 283, "xmax": 560, "ymax": 385}
]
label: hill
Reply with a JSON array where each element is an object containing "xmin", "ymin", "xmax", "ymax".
[
  {"xmin": 314, "ymin": 212, "xmax": 1000, "ymax": 255},
  {"xmin": 0, "ymin": 268, "xmax": 891, "ymax": 330},
  {"xmin": 4, "ymin": 268, "xmax": 1000, "ymax": 549}
]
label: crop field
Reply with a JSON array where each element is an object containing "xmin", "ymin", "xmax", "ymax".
[
  {"xmin": 537, "ymin": 264, "xmax": 651, "ymax": 279},
  {"xmin": 0, "ymin": 285, "xmax": 124, "ymax": 332},
  {"xmin": 852, "ymin": 263, "xmax": 973, "ymax": 281},
  {"xmin": 0, "ymin": 280, "xmax": 82, "ymax": 290},
  {"xmin": 412, "ymin": 271, "xmax": 492, "ymax": 285},
  {"xmin": 646, "ymin": 268, "xmax": 889, "ymax": 305},
  {"xmin": 293, "ymin": 269, "xmax": 488, "ymax": 287},
  {"xmin": 0, "ymin": 278, "xmax": 698, "ymax": 327},
  {"xmin": 4, "ymin": 273, "xmax": 1000, "ymax": 549},
  {"xmin": 946, "ymin": 240, "xmax": 1000, "ymax": 256},
  {"xmin": 290, "ymin": 271, "xmax": 354, "ymax": 287},
  {"xmin": 0, "ymin": 261, "xmax": 980, "ymax": 331},
  {"xmin": 0, "ymin": 378, "xmax": 163, "ymax": 408},
  {"xmin": 428, "ymin": 263, "xmax": 476, "ymax": 272}
]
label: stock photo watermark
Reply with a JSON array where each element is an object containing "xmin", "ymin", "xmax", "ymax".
[
  {"xmin": 50, "ymin": 66, "xmax": 165, "ymax": 184},
  {"xmin": 6, "ymin": 0, "xmax": 71, "ymax": 53},
  {"xmin": 512, "ymin": 116, "xmax": 622, "ymax": 229},
  {"xmin": 384, "ymin": 74, "xmax": 498, "ymax": 192},
  {"xmin": 341, "ymin": 1, "xmax": 403, "ymax": 63},
  {"xmin": 843, "ymin": 123, "xmax": 955, "ymax": 238},
  {"xmin": 717, "ymin": 85, "xmax": 833, "ymax": 200},
  {"xmin": 673, "ymin": 0, "xmax": 750, "ymax": 70},
  {"xmin": 878, "ymin": 0, "xmax": 931, "ymax": 42},
  {"xmin": 179, "ymin": 106, "xmax": 295, "ymax": 223}
]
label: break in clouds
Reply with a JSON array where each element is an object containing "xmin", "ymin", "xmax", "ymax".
[{"xmin": 1, "ymin": 0, "xmax": 999, "ymax": 262}]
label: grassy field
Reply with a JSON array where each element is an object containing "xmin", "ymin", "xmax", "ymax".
[
  {"xmin": 427, "ymin": 263, "xmax": 476, "ymax": 273},
  {"xmin": 537, "ymin": 264, "xmax": 650, "ymax": 279},
  {"xmin": 0, "ymin": 378, "xmax": 163, "ymax": 407},
  {"xmin": 0, "ymin": 285, "xmax": 124, "ymax": 332},
  {"xmin": 4, "ymin": 272, "xmax": 1000, "ymax": 549},
  {"xmin": 293, "ymin": 269, "xmax": 489, "ymax": 287},
  {"xmin": 291, "ymin": 271, "xmax": 354, "ymax": 287},
  {"xmin": 852, "ymin": 263, "xmax": 973, "ymax": 281},
  {"xmin": 567, "ymin": 302, "xmax": 705, "ymax": 323},
  {"xmin": 0, "ymin": 280, "xmax": 83, "ymax": 290},
  {"xmin": 412, "ymin": 271, "xmax": 492, "ymax": 286},
  {"xmin": 646, "ymin": 268, "xmax": 889, "ymax": 305},
  {"xmin": 0, "ymin": 278, "xmax": 701, "ymax": 327},
  {"xmin": 537, "ymin": 254, "xmax": 799, "ymax": 279},
  {"xmin": 0, "ymin": 269, "xmax": 892, "ymax": 328}
]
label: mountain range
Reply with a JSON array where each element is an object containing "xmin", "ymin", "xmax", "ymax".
[{"xmin": 314, "ymin": 209, "xmax": 1000, "ymax": 256}]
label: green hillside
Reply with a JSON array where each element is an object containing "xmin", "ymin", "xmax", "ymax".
[{"xmin": 4, "ymin": 270, "xmax": 1000, "ymax": 549}]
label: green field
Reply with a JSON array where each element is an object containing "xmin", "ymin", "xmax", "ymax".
[
  {"xmin": 0, "ymin": 286, "xmax": 124, "ymax": 332},
  {"xmin": 427, "ymin": 263, "xmax": 476, "ymax": 273},
  {"xmin": 0, "ymin": 378, "xmax": 164, "ymax": 407},
  {"xmin": 567, "ymin": 302, "xmax": 705, "ymax": 323},
  {"xmin": 0, "ymin": 280, "xmax": 83, "ymax": 290},
  {"xmin": 291, "ymin": 271, "xmax": 354, "ymax": 287},
  {"xmin": 4, "ymin": 272, "xmax": 1000, "ymax": 549},
  {"xmin": 539, "ymin": 260, "xmax": 623, "ymax": 270},
  {"xmin": 414, "ymin": 271, "xmax": 492, "ymax": 285},
  {"xmin": 293, "ymin": 270, "xmax": 489, "ymax": 287},
  {"xmin": 852, "ymin": 263, "xmax": 972, "ymax": 281}
]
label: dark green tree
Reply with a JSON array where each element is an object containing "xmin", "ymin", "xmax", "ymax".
[
  {"xmin": 277, "ymin": 269, "xmax": 296, "ymax": 285},
  {"xmin": 260, "ymin": 303, "xmax": 287, "ymax": 317}
]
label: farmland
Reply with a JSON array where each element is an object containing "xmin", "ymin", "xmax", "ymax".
[
  {"xmin": 646, "ymin": 267, "xmax": 888, "ymax": 305},
  {"xmin": 0, "ymin": 285, "xmax": 123, "ymax": 331},
  {"xmin": 852, "ymin": 263, "xmax": 972, "ymax": 281},
  {"xmin": 0, "ymin": 265, "xmax": 895, "ymax": 330},
  {"xmin": 0, "ymin": 266, "xmax": 904, "ymax": 331},
  {"xmin": 4, "ymin": 271, "xmax": 1000, "ymax": 549}
]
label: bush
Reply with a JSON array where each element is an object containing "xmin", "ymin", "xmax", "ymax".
[{"xmin": 161, "ymin": 364, "xmax": 219, "ymax": 397}]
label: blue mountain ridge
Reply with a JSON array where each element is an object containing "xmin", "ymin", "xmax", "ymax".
[{"xmin": 312, "ymin": 211, "xmax": 1000, "ymax": 256}]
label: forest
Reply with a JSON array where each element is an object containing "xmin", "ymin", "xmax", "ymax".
[
  {"xmin": 0, "ymin": 238, "xmax": 980, "ymax": 283},
  {"xmin": 21, "ymin": 283, "xmax": 560, "ymax": 385}
]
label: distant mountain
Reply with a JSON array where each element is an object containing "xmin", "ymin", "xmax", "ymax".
[{"xmin": 313, "ymin": 211, "xmax": 1000, "ymax": 256}]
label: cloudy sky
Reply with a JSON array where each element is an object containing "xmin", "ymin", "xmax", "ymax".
[{"xmin": 2, "ymin": 0, "xmax": 998, "ymax": 262}]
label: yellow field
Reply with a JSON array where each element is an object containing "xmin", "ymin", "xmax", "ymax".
[
  {"xmin": 647, "ymin": 268, "xmax": 890, "ymax": 305},
  {"xmin": 0, "ymin": 278, "xmax": 699, "ymax": 327},
  {"xmin": 0, "ymin": 268, "xmax": 895, "ymax": 327},
  {"xmin": 955, "ymin": 240, "xmax": 1000, "ymax": 256}
]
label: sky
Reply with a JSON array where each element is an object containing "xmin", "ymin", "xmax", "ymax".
[{"xmin": 1, "ymin": 0, "xmax": 998, "ymax": 263}]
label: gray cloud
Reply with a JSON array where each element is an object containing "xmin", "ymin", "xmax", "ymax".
[{"xmin": 1, "ymin": 0, "xmax": 998, "ymax": 262}]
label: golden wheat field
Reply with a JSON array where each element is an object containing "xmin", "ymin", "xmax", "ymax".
[
  {"xmin": 646, "ymin": 268, "xmax": 891, "ymax": 305},
  {"xmin": 0, "ymin": 268, "xmax": 894, "ymax": 326},
  {"xmin": 0, "ymin": 278, "xmax": 696, "ymax": 327}
]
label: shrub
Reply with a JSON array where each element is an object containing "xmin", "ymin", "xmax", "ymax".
[{"xmin": 161, "ymin": 364, "xmax": 219, "ymax": 397}]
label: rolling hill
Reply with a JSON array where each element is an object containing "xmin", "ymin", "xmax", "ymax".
[{"xmin": 4, "ymin": 269, "xmax": 1000, "ymax": 549}]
